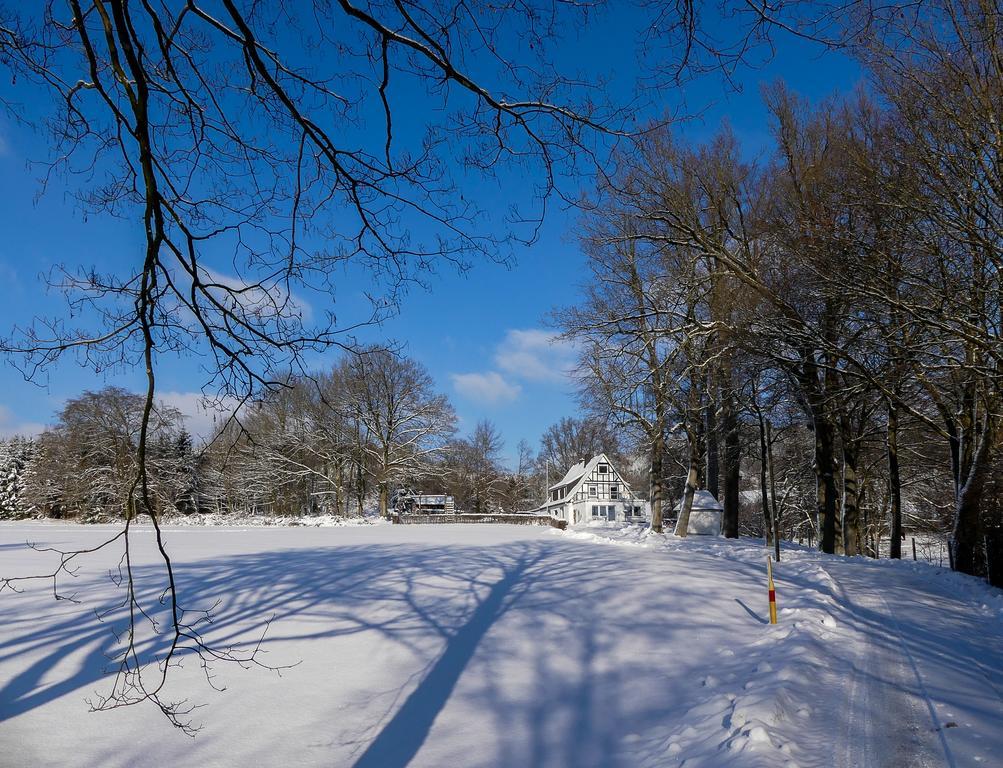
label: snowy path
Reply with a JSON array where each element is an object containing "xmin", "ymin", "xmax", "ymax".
[
  {"xmin": 834, "ymin": 585, "xmax": 944, "ymax": 768},
  {"xmin": 824, "ymin": 559, "xmax": 1003, "ymax": 768},
  {"xmin": 1, "ymin": 522, "xmax": 1001, "ymax": 768}
]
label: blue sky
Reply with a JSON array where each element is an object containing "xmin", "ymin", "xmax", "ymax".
[{"xmin": 0, "ymin": 7, "xmax": 861, "ymax": 465}]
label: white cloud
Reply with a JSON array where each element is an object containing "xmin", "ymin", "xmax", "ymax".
[
  {"xmin": 450, "ymin": 372, "xmax": 522, "ymax": 405},
  {"xmin": 158, "ymin": 391, "xmax": 239, "ymax": 442},
  {"xmin": 0, "ymin": 405, "xmax": 47, "ymax": 439},
  {"xmin": 494, "ymin": 328, "xmax": 579, "ymax": 384}
]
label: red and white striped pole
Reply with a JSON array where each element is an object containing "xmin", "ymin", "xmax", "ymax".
[{"xmin": 767, "ymin": 556, "xmax": 778, "ymax": 624}]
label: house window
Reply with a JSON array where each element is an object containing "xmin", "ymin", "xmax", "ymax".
[
  {"xmin": 594, "ymin": 505, "xmax": 615, "ymax": 519},
  {"xmin": 598, "ymin": 464, "xmax": 608, "ymax": 474},
  {"xmin": 589, "ymin": 485, "xmax": 597, "ymax": 497},
  {"xmin": 552, "ymin": 490, "xmax": 558, "ymax": 501},
  {"xmin": 610, "ymin": 485, "xmax": 619, "ymax": 500}
]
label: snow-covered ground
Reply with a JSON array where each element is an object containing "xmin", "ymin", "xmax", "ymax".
[{"xmin": 1, "ymin": 521, "xmax": 1001, "ymax": 767}]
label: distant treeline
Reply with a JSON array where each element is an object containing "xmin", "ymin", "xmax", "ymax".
[{"xmin": 0, "ymin": 352, "xmax": 637, "ymax": 523}]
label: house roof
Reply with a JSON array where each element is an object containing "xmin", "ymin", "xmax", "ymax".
[
  {"xmin": 547, "ymin": 453, "xmax": 635, "ymax": 498},
  {"xmin": 673, "ymin": 489, "xmax": 723, "ymax": 512},
  {"xmin": 531, "ymin": 453, "xmax": 640, "ymax": 515},
  {"xmin": 549, "ymin": 453, "xmax": 617, "ymax": 492},
  {"xmin": 548, "ymin": 458, "xmax": 588, "ymax": 491}
]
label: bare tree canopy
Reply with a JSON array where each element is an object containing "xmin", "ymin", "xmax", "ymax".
[
  {"xmin": 559, "ymin": 0, "xmax": 1003, "ymax": 575},
  {"xmin": 537, "ymin": 415, "xmax": 622, "ymax": 474}
]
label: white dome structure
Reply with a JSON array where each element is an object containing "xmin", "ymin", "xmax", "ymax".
[{"xmin": 673, "ymin": 490, "xmax": 723, "ymax": 536}]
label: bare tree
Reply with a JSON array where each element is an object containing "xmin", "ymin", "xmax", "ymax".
[
  {"xmin": 21, "ymin": 387, "xmax": 185, "ymax": 520},
  {"xmin": 448, "ymin": 420, "xmax": 505, "ymax": 514},
  {"xmin": 558, "ymin": 225, "xmax": 692, "ymax": 535},
  {"xmin": 858, "ymin": 0, "xmax": 1003, "ymax": 575},
  {"xmin": 343, "ymin": 348, "xmax": 456, "ymax": 517},
  {"xmin": 507, "ymin": 438, "xmax": 542, "ymax": 512},
  {"xmin": 537, "ymin": 416, "xmax": 623, "ymax": 474}
]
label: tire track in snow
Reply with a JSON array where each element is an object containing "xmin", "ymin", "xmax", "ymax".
[
  {"xmin": 837, "ymin": 627, "xmax": 876, "ymax": 768},
  {"xmin": 823, "ymin": 566, "xmax": 946, "ymax": 768},
  {"xmin": 876, "ymin": 592, "xmax": 956, "ymax": 768}
]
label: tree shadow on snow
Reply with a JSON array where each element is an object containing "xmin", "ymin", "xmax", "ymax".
[{"xmin": 2, "ymin": 534, "xmax": 923, "ymax": 767}]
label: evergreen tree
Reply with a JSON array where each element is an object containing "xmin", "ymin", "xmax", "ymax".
[{"xmin": 0, "ymin": 438, "xmax": 34, "ymax": 519}]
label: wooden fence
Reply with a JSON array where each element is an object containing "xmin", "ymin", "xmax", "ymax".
[{"xmin": 393, "ymin": 512, "xmax": 566, "ymax": 530}]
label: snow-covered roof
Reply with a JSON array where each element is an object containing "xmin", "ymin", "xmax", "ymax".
[
  {"xmin": 549, "ymin": 458, "xmax": 588, "ymax": 491},
  {"xmin": 673, "ymin": 489, "xmax": 723, "ymax": 512},
  {"xmin": 546, "ymin": 453, "xmax": 637, "ymax": 498},
  {"xmin": 548, "ymin": 453, "xmax": 622, "ymax": 492}
]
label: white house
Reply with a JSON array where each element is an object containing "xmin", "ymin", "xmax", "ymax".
[{"xmin": 536, "ymin": 453, "xmax": 648, "ymax": 525}]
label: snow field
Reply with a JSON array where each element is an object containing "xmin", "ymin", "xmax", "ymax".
[{"xmin": 1, "ymin": 521, "xmax": 1001, "ymax": 767}]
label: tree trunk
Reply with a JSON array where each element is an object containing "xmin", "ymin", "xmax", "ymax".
[
  {"xmin": 722, "ymin": 393, "xmax": 740, "ymax": 539},
  {"xmin": 355, "ymin": 457, "xmax": 366, "ymax": 517},
  {"xmin": 650, "ymin": 428, "xmax": 664, "ymax": 533},
  {"xmin": 859, "ymin": 481, "xmax": 874, "ymax": 558},
  {"xmin": 887, "ymin": 402, "xmax": 902, "ymax": 559},
  {"xmin": 757, "ymin": 410, "xmax": 772, "ymax": 545},
  {"xmin": 333, "ymin": 459, "xmax": 344, "ymax": 516},
  {"xmin": 841, "ymin": 439, "xmax": 862, "ymax": 557},
  {"xmin": 705, "ymin": 373, "xmax": 720, "ymax": 498},
  {"xmin": 378, "ymin": 482, "xmax": 389, "ymax": 519},
  {"xmin": 986, "ymin": 530, "xmax": 1003, "ymax": 588},
  {"xmin": 767, "ymin": 420, "xmax": 780, "ymax": 562},
  {"xmin": 947, "ymin": 424, "xmax": 962, "ymax": 498},
  {"xmin": 816, "ymin": 416, "xmax": 838, "ymax": 554},
  {"xmin": 674, "ymin": 431, "xmax": 700, "ymax": 537},
  {"xmin": 952, "ymin": 422, "xmax": 992, "ymax": 575}
]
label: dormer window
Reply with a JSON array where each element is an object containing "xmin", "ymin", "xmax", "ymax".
[{"xmin": 598, "ymin": 464, "xmax": 608, "ymax": 474}]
